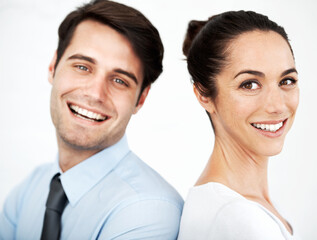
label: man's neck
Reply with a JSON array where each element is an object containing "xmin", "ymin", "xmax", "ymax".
[{"xmin": 57, "ymin": 141, "xmax": 101, "ymax": 172}]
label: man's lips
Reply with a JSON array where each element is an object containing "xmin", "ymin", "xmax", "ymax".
[{"xmin": 68, "ymin": 104, "xmax": 109, "ymax": 122}]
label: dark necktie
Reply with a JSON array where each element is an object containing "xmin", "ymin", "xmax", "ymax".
[{"xmin": 40, "ymin": 173, "xmax": 68, "ymax": 240}]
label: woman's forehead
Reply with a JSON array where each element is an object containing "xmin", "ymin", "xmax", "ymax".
[{"xmin": 225, "ymin": 31, "xmax": 295, "ymax": 72}]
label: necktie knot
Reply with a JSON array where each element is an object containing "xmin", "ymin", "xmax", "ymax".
[{"xmin": 46, "ymin": 175, "xmax": 68, "ymax": 214}]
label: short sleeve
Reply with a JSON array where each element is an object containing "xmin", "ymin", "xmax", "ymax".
[
  {"xmin": 208, "ymin": 200, "xmax": 285, "ymax": 240},
  {"xmin": 97, "ymin": 199, "xmax": 182, "ymax": 240}
]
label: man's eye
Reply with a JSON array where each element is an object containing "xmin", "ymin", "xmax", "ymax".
[
  {"xmin": 76, "ymin": 65, "xmax": 89, "ymax": 72},
  {"xmin": 279, "ymin": 78, "xmax": 297, "ymax": 86},
  {"xmin": 240, "ymin": 80, "xmax": 261, "ymax": 90},
  {"xmin": 113, "ymin": 78, "xmax": 127, "ymax": 86}
]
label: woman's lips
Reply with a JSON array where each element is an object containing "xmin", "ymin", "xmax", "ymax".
[{"xmin": 251, "ymin": 119, "xmax": 287, "ymax": 137}]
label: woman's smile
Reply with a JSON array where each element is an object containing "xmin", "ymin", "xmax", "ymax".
[{"xmin": 250, "ymin": 119, "xmax": 287, "ymax": 138}]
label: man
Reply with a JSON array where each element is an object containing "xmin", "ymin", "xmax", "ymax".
[{"xmin": 0, "ymin": 0, "xmax": 183, "ymax": 239}]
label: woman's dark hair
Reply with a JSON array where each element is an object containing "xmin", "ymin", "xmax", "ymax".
[
  {"xmin": 56, "ymin": 0, "xmax": 163, "ymax": 94},
  {"xmin": 183, "ymin": 10, "xmax": 293, "ymax": 100}
]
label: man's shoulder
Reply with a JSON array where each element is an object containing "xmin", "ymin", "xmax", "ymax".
[
  {"xmin": 21, "ymin": 162, "xmax": 54, "ymax": 186},
  {"xmin": 9, "ymin": 162, "xmax": 54, "ymax": 201},
  {"xmin": 93, "ymin": 151, "xmax": 183, "ymax": 240},
  {"xmin": 12, "ymin": 162, "xmax": 53, "ymax": 190},
  {"xmin": 0, "ymin": 162, "xmax": 54, "ymax": 238},
  {"xmin": 111, "ymin": 151, "xmax": 183, "ymax": 209}
]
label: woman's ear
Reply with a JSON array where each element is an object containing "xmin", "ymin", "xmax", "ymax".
[
  {"xmin": 193, "ymin": 84, "xmax": 216, "ymax": 114},
  {"xmin": 48, "ymin": 51, "xmax": 57, "ymax": 84}
]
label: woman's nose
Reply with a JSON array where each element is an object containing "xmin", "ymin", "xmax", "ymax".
[{"xmin": 264, "ymin": 86, "xmax": 286, "ymax": 115}]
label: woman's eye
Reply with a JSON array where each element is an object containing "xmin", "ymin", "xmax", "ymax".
[
  {"xmin": 240, "ymin": 81, "xmax": 260, "ymax": 90},
  {"xmin": 279, "ymin": 78, "xmax": 297, "ymax": 86},
  {"xmin": 76, "ymin": 65, "xmax": 89, "ymax": 72}
]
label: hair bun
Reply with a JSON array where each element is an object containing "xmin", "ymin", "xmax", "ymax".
[{"xmin": 183, "ymin": 20, "xmax": 207, "ymax": 57}]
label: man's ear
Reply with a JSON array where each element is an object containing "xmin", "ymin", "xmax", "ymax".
[
  {"xmin": 133, "ymin": 86, "xmax": 151, "ymax": 114},
  {"xmin": 48, "ymin": 51, "xmax": 57, "ymax": 84},
  {"xmin": 193, "ymin": 84, "xmax": 216, "ymax": 114}
]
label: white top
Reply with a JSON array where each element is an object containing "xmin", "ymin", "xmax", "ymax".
[{"xmin": 178, "ymin": 182, "xmax": 299, "ymax": 240}]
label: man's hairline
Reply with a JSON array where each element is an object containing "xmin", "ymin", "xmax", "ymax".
[{"xmin": 54, "ymin": 18, "xmax": 149, "ymax": 89}]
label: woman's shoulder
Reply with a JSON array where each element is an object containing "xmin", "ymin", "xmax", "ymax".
[
  {"xmin": 183, "ymin": 182, "xmax": 244, "ymax": 209},
  {"xmin": 178, "ymin": 182, "xmax": 244, "ymax": 239},
  {"xmin": 208, "ymin": 199, "xmax": 285, "ymax": 239},
  {"xmin": 178, "ymin": 183, "xmax": 286, "ymax": 240}
]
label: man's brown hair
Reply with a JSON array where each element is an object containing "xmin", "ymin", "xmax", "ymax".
[{"xmin": 55, "ymin": 0, "xmax": 164, "ymax": 94}]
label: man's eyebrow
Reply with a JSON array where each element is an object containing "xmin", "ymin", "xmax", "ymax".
[
  {"xmin": 234, "ymin": 70, "xmax": 265, "ymax": 79},
  {"xmin": 68, "ymin": 54, "xmax": 96, "ymax": 64},
  {"xmin": 114, "ymin": 68, "xmax": 138, "ymax": 84},
  {"xmin": 281, "ymin": 68, "xmax": 298, "ymax": 77}
]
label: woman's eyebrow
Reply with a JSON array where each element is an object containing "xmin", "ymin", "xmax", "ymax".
[
  {"xmin": 234, "ymin": 68, "xmax": 298, "ymax": 79},
  {"xmin": 280, "ymin": 68, "xmax": 297, "ymax": 77},
  {"xmin": 234, "ymin": 70, "xmax": 264, "ymax": 79}
]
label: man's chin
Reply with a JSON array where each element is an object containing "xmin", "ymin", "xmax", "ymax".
[{"xmin": 59, "ymin": 134, "xmax": 107, "ymax": 152}]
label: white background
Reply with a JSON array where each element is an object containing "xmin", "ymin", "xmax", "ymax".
[{"xmin": 0, "ymin": 0, "xmax": 316, "ymax": 238}]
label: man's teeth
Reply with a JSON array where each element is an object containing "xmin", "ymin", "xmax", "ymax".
[
  {"xmin": 251, "ymin": 122, "xmax": 283, "ymax": 132},
  {"xmin": 69, "ymin": 104, "xmax": 107, "ymax": 121}
]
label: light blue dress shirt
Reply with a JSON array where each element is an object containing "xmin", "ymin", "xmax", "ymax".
[{"xmin": 0, "ymin": 136, "xmax": 183, "ymax": 239}]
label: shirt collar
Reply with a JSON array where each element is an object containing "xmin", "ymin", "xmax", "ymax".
[{"xmin": 57, "ymin": 135, "xmax": 130, "ymax": 206}]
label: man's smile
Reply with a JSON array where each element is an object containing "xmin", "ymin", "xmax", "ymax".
[{"xmin": 68, "ymin": 104, "xmax": 109, "ymax": 122}]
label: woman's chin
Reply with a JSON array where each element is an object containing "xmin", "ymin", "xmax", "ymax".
[{"xmin": 259, "ymin": 144, "xmax": 284, "ymax": 157}]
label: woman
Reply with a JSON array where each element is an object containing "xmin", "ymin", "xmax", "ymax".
[{"xmin": 178, "ymin": 11, "xmax": 299, "ymax": 239}]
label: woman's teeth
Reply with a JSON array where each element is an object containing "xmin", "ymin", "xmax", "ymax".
[
  {"xmin": 69, "ymin": 104, "xmax": 107, "ymax": 121},
  {"xmin": 251, "ymin": 122, "xmax": 283, "ymax": 132}
]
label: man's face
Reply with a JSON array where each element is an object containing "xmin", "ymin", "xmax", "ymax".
[{"xmin": 49, "ymin": 20, "xmax": 148, "ymax": 153}]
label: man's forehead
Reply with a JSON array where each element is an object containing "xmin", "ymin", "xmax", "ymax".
[{"xmin": 61, "ymin": 20, "xmax": 144, "ymax": 85}]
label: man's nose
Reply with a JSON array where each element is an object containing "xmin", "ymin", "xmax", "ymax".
[{"xmin": 83, "ymin": 74, "xmax": 108, "ymax": 102}]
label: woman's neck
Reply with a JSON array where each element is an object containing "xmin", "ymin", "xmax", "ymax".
[
  {"xmin": 196, "ymin": 136, "xmax": 270, "ymax": 201},
  {"xmin": 196, "ymin": 136, "xmax": 293, "ymax": 235}
]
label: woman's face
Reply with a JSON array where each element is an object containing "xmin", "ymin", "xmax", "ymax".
[{"xmin": 205, "ymin": 30, "xmax": 299, "ymax": 157}]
